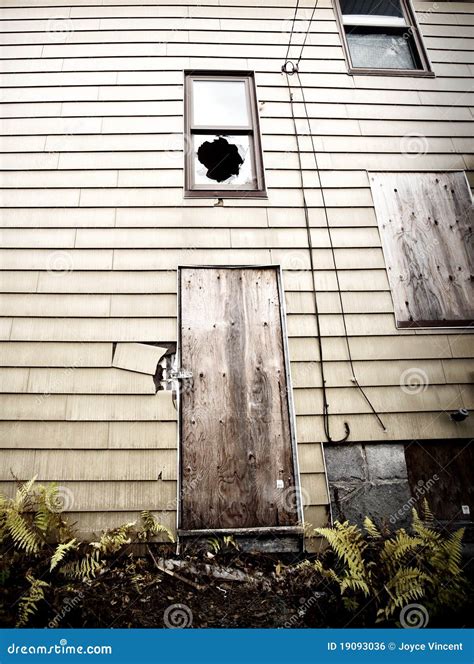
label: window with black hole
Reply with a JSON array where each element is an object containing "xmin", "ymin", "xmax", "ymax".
[
  {"xmin": 335, "ymin": 0, "xmax": 431, "ymax": 73},
  {"xmin": 184, "ymin": 72, "xmax": 266, "ymax": 197}
]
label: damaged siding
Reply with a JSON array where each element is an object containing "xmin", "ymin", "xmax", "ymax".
[{"xmin": 0, "ymin": 0, "xmax": 473, "ymax": 538}]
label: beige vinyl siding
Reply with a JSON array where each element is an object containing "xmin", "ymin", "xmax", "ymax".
[{"xmin": 0, "ymin": 0, "xmax": 473, "ymax": 537}]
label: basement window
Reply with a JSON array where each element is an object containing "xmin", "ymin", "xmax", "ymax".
[
  {"xmin": 184, "ymin": 71, "xmax": 266, "ymax": 198},
  {"xmin": 334, "ymin": 0, "xmax": 432, "ymax": 74}
]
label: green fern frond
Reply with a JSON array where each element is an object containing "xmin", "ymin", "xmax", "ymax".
[
  {"xmin": 60, "ymin": 549, "xmax": 102, "ymax": 580},
  {"xmin": 139, "ymin": 511, "xmax": 175, "ymax": 543},
  {"xmin": 91, "ymin": 522, "xmax": 136, "ymax": 556},
  {"xmin": 16, "ymin": 575, "xmax": 49, "ymax": 627},
  {"xmin": 421, "ymin": 498, "xmax": 435, "ymax": 525},
  {"xmin": 363, "ymin": 517, "xmax": 381, "ymax": 538},
  {"xmin": 6, "ymin": 509, "xmax": 41, "ymax": 554},
  {"xmin": 50, "ymin": 538, "xmax": 78, "ymax": 572},
  {"xmin": 381, "ymin": 530, "xmax": 424, "ymax": 568}
]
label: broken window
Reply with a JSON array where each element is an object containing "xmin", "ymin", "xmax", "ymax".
[
  {"xmin": 334, "ymin": 0, "xmax": 431, "ymax": 73},
  {"xmin": 184, "ymin": 72, "xmax": 266, "ymax": 197}
]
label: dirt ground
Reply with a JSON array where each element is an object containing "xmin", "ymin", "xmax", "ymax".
[{"xmin": 2, "ymin": 542, "xmax": 473, "ymax": 628}]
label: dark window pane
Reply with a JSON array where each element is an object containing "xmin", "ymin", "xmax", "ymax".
[
  {"xmin": 340, "ymin": 0, "xmax": 404, "ymax": 17},
  {"xmin": 347, "ymin": 31, "xmax": 417, "ymax": 68}
]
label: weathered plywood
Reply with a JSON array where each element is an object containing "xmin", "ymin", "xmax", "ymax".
[
  {"xmin": 370, "ymin": 172, "xmax": 473, "ymax": 326},
  {"xmin": 179, "ymin": 266, "xmax": 299, "ymax": 530}
]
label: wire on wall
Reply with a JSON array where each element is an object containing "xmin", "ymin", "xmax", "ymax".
[{"xmin": 282, "ymin": 1, "xmax": 387, "ymax": 442}]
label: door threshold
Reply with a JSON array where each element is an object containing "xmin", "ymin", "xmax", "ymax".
[
  {"xmin": 178, "ymin": 526, "xmax": 304, "ymax": 537},
  {"xmin": 178, "ymin": 526, "xmax": 304, "ymax": 553}
]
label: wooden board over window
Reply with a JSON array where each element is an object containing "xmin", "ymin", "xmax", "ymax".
[{"xmin": 370, "ymin": 172, "xmax": 473, "ymax": 328}]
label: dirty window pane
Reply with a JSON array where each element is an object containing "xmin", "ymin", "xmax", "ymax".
[
  {"xmin": 192, "ymin": 80, "xmax": 249, "ymax": 128},
  {"xmin": 193, "ymin": 135, "xmax": 255, "ymax": 186},
  {"xmin": 340, "ymin": 0, "xmax": 404, "ymax": 17},
  {"xmin": 347, "ymin": 31, "xmax": 417, "ymax": 68}
]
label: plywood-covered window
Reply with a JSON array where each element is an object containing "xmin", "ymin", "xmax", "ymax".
[
  {"xmin": 370, "ymin": 172, "xmax": 473, "ymax": 328},
  {"xmin": 184, "ymin": 71, "xmax": 266, "ymax": 198},
  {"xmin": 334, "ymin": 0, "xmax": 431, "ymax": 74}
]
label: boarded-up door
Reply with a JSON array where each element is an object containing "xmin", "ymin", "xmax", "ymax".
[{"xmin": 178, "ymin": 266, "xmax": 301, "ymax": 533}]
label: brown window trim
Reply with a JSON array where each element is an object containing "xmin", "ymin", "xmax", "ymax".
[
  {"xmin": 184, "ymin": 70, "xmax": 267, "ymax": 199},
  {"xmin": 333, "ymin": 0, "xmax": 434, "ymax": 77}
]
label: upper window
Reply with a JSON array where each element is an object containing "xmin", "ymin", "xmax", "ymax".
[
  {"xmin": 184, "ymin": 71, "xmax": 266, "ymax": 198},
  {"xmin": 334, "ymin": 0, "xmax": 431, "ymax": 74},
  {"xmin": 370, "ymin": 171, "xmax": 473, "ymax": 328}
]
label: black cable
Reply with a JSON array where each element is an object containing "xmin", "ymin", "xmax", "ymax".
[
  {"xmin": 285, "ymin": 73, "xmax": 350, "ymax": 444},
  {"xmin": 294, "ymin": 70, "xmax": 387, "ymax": 433},
  {"xmin": 284, "ymin": 0, "xmax": 301, "ymax": 63},
  {"xmin": 296, "ymin": 0, "xmax": 319, "ymax": 64}
]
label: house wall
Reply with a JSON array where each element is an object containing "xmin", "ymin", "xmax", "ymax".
[{"xmin": 0, "ymin": 0, "xmax": 473, "ymax": 540}]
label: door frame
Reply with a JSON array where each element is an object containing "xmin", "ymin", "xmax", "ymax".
[{"xmin": 175, "ymin": 264, "xmax": 304, "ymax": 535}]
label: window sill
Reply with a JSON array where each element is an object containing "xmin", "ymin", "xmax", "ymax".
[
  {"xmin": 184, "ymin": 189, "xmax": 268, "ymax": 200},
  {"xmin": 348, "ymin": 66, "xmax": 435, "ymax": 77}
]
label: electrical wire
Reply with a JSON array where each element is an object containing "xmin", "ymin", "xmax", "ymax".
[
  {"xmin": 294, "ymin": 70, "xmax": 387, "ymax": 434},
  {"xmin": 282, "ymin": 0, "xmax": 386, "ymax": 438},
  {"xmin": 285, "ymin": 73, "xmax": 350, "ymax": 444},
  {"xmin": 284, "ymin": 0, "xmax": 301, "ymax": 62},
  {"xmin": 296, "ymin": 0, "xmax": 319, "ymax": 64}
]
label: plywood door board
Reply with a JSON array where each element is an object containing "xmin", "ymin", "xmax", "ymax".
[{"xmin": 179, "ymin": 266, "xmax": 300, "ymax": 530}]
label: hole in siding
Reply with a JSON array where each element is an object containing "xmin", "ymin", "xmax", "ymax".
[
  {"xmin": 153, "ymin": 343, "xmax": 176, "ymax": 393},
  {"xmin": 197, "ymin": 136, "xmax": 244, "ymax": 183}
]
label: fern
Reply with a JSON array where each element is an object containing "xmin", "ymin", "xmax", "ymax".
[
  {"xmin": 50, "ymin": 539, "xmax": 78, "ymax": 572},
  {"xmin": 60, "ymin": 550, "xmax": 102, "ymax": 581},
  {"xmin": 5, "ymin": 509, "xmax": 41, "ymax": 554},
  {"xmin": 363, "ymin": 517, "xmax": 381, "ymax": 539},
  {"xmin": 16, "ymin": 575, "xmax": 49, "ymax": 627},
  {"xmin": 315, "ymin": 505, "xmax": 468, "ymax": 625},
  {"xmin": 139, "ymin": 511, "xmax": 175, "ymax": 543}
]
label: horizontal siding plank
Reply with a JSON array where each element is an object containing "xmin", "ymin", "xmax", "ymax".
[
  {"xmin": 293, "ymin": 384, "xmax": 464, "ymax": 415},
  {"xmin": 297, "ymin": 411, "xmax": 474, "ymax": 442},
  {"xmin": 0, "ymin": 341, "xmax": 112, "ymax": 367},
  {"xmin": 0, "ymin": 392, "xmax": 176, "ymax": 421},
  {"xmin": 0, "ymin": 479, "xmax": 177, "ymax": 512},
  {"xmin": 0, "ymin": 420, "xmax": 176, "ymax": 448},
  {"xmin": 0, "ymin": 421, "xmax": 109, "ymax": 448},
  {"xmin": 0, "ymin": 449, "xmax": 177, "ymax": 480}
]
